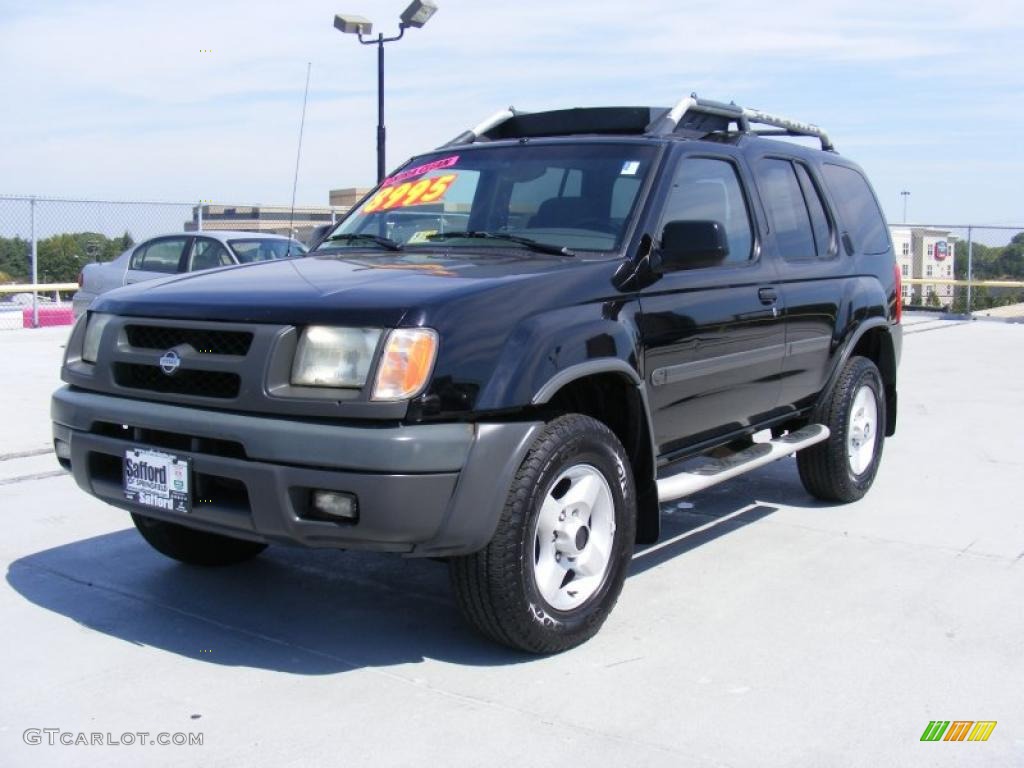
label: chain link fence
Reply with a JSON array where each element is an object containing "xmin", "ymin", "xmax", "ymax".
[
  {"xmin": 893, "ymin": 223, "xmax": 1024, "ymax": 318},
  {"xmin": 3, "ymin": 196, "xmax": 1023, "ymax": 329},
  {"xmin": 0, "ymin": 195, "xmax": 346, "ymax": 329}
]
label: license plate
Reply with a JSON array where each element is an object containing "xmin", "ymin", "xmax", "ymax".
[{"xmin": 124, "ymin": 448, "xmax": 191, "ymax": 514}]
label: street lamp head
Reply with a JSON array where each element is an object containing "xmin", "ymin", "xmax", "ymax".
[
  {"xmin": 334, "ymin": 13, "xmax": 373, "ymax": 35},
  {"xmin": 400, "ymin": 0, "xmax": 438, "ymax": 28}
]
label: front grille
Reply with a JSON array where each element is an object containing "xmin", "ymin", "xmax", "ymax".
[
  {"xmin": 114, "ymin": 363, "xmax": 241, "ymax": 399},
  {"xmin": 124, "ymin": 325, "xmax": 253, "ymax": 356}
]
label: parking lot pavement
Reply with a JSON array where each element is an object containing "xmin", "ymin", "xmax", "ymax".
[{"xmin": 1, "ymin": 317, "xmax": 1022, "ymax": 767}]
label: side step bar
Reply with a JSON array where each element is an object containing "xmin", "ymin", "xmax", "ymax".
[{"xmin": 656, "ymin": 424, "xmax": 830, "ymax": 503}]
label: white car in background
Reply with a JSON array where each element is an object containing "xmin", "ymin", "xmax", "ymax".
[{"xmin": 73, "ymin": 231, "xmax": 307, "ymax": 318}]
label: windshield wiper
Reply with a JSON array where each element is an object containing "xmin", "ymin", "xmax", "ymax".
[
  {"xmin": 323, "ymin": 233, "xmax": 403, "ymax": 251},
  {"xmin": 426, "ymin": 231, "xmax": 575, "ymax": 257}
]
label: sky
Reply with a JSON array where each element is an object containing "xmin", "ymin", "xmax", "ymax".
[{"xmin": 1, "ymin": 0, "xmax": 1023, "ymax": 230}]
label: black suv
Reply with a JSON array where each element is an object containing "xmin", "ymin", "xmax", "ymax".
[{"xmin": 52, "ymin": 97, "xmax": 901, "ymax": 653}]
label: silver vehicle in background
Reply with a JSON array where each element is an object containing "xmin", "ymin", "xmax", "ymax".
[{"xmin": 73, "ymin": 231, "xmax": 307, "ymax": 317}]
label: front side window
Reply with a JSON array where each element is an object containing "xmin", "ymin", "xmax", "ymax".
[
  {"xmin": 188, "ymin": 238, "xmax": 233, "ymax": 271},
  {"xmin": 229, "ymin": 239, "xmax": 307, "ymax": 263},
  {"xmin": 317, "ymin": 144, "xmax": 658, "ymax": 254},
  {"xmin": 130, "ymin": 237, "xmax": 188, "ymax": 273},
  {"xmin": 659, "ymin": 156, "xmax": 753, "ymax": 265}
]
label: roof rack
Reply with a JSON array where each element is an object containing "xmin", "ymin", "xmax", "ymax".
[
  {"xmin": 646, "ymin": 94, "xmax": 833, "ymax": 151},
  {"xmin": 441, "ymin": 93, "xmax": 834, "ymax": 151}
]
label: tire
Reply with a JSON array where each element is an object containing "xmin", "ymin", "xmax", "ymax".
[
  {"xmin": 131, "ymin": 513, "xmax": 267, "ymax": 566},
  {"xmin": 797, "ymin": 356, "xmax": 886, "ymax": 502},
  {"xmin": 449, "ymin": 414, "xmax": 636, "ymax": 654}
]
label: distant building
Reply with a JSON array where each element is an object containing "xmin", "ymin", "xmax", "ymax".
[
  {"xmin": 329, "ymin": 188, "xmax": 373, "ymax": 207},
  {"xmin": 889, "ymin": 226, "xmax": 957, "ymax": 308},
  {"xmin": 187, "ymin": 204, "xmax": 349, "ymax": 244}
]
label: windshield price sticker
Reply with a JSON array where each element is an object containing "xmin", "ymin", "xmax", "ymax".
[
  {"xmin": 385, "ymin": 155, "xmax": 459, "ymax": 186},
  {"xmin": 363, "ymin": 174, "xmax": 458, "ymax": 213}
]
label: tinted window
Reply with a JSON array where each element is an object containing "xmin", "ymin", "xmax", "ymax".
[
  {"xmin": 188, "ymin": 238, "xmax": 233, "ymax": 271},
  {"xmin": 131, "ymin": 238, "xmax": 187, "ymax": 273},
  {"xmin": 228, "ymin": 239, "xmax": 307, "ymax": 263},
  {"xmin": 757, "ymin": 159, "xmax": 816, "ymax": 260},
  {"xmin": 324, "ymin": 144, "xmax": 658, "ymax": 253},
  {"xmin": 821, "ymin": 164, "xmax": 890, "ymax": 255},
  {"xmin": 660, "ymin": 157, "xmax": 753, "ymax": 264},
  {"xmin": 794, "ymin": 164, "xmax": 833, "ymax": 258}
]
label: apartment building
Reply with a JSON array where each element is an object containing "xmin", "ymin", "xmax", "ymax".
[{"xmin": 889, "ymin": 226, "xmax": 957, "ymax": 308}]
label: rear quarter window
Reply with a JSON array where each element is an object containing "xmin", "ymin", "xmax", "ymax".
[{"xmin": 821, "ymin": 164, "xmax": 890, "ymax": 255}]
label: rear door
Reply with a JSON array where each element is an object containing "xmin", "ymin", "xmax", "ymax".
[
  {"xmin": 751, "ymin": 155, "xmax": 845, "ymax": 409},
  {"xmin": 639, "ymin": 149, "xmax": 786, "ymax": 456},
  {"xmin": 125, "ymin": 236, "xmax": 191, "ymax": 284}
]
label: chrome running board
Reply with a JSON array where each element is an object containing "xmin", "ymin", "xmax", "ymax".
[{"xmin": 656, "ymin": 424, "xmax": 830, "ymax": 503}]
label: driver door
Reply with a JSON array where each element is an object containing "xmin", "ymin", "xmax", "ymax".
[{"xmin": 639, "ymin": 151, "xmax": 785, "ymax": 456}]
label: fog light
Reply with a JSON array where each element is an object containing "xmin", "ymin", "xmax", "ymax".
[
  {"xmin": 54, "ymin": 439, "xmax": 71, "ymax": 461},
  {"xmin": 311, "ymin": 490, "xmax": 359, "ymax": 522}
]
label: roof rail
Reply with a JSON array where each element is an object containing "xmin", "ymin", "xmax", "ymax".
[
  {"xmin": 647, "ymin": 93, "xmax": 834, "ymax": 151},
  {"xmin": 441, "ymin": 95, "xmax": 834, "ymax": 151}
]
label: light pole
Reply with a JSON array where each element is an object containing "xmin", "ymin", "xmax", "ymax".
[
  {"xmin": 334, "ymin": 1, "xmax": 439, "ymax": 184},
  {"xmin": 900, "ymin": 190, "xmax": 910, "ymax": 224}
]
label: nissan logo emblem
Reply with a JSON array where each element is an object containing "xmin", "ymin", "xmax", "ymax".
[{"xmin": 159, "ymin": 350, "xmax": 182, "ymax": 376}]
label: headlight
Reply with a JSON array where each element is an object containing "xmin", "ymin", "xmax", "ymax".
[
  {"xmin": 291, "ymin": 326, "xmax": 382, "ymax": 387},
  {"xmin": 82, "ymin": 312, "xmax": 115, "ymax": 363},
  {"xmin": 372, "ymin": 328, "xmax": 438, "ymax": 401}
]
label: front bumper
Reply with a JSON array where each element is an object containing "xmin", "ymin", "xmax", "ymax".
[{"xmin": 52, "ymin": 386, "xmax": 541, "ymax": 556}]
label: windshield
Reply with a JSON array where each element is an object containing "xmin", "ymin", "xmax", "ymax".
[
  {"xmin": 316, "ymin": 143, "xmax": 658, "ymax": 254},
  {"xmin": 229, "ymin": 238, "xmax": 307, "ymax": 262}
]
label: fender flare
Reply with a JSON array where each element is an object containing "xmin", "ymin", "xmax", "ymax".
[
  {"xmin": 818, "ymin": 317, "xmax": 896, "ymax": 417},
  {"xmin": 532, "ymin": 358, "xmax": 662, "ymax": 545}
]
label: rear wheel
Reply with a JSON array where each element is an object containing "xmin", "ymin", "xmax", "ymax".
[
  {"xmin": 131, "ymin": 513, "xmax": 267, "ymax": 566},
  {"xmin": 449, "ymin": 414, "xmax": 636, "ymax": 654},
  {"xmin": 797, "ymin": 356, "xmax": 886, "ymax": 502}
]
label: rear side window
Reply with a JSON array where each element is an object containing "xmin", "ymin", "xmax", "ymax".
[
  {"xmin": 756, "ymin": 159, "xmax": 816, "ymax": 260},
  {"xmin": 794, "ymin": 164, "xmax": 834, "ymax": 258},
  {"xmin": 130, "ymin": 238, "xmax": 188, "ymax": 273},
  {"xmin": 821, "ymin": 164, "xmax": 890, "ymax": 255},
  {"xmin": 660, "ymin": 157, "xmax": 753, "ymax": 264}
]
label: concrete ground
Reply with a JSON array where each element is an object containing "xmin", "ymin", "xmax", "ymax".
[{"xmin": 1, "ymin": 316, "xmax": 1022, "ymax": 767}]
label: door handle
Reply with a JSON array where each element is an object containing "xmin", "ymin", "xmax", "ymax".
[{"xmin": 758, "ymin": 287, "xmax": 778, "ymax": 305}]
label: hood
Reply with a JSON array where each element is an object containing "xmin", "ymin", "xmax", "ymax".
[{"xmin": 93, "ymin": 250, "xmax": 599, "ymax": 326}]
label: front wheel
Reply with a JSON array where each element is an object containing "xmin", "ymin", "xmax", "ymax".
[
  {"xmin": 797, "ymin": 356, "xmax": 886, "ymax": 502},
  {"xmin": 131, "ymin": 513, "xmax": 267, "ymax": 566},
  {"xmin": 449, "ymin": 414, "xmax": 636, "ymax": 654}
]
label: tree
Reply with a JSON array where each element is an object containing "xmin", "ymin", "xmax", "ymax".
[
  {"xmin": 0, "ymin": 236, "xmax": 30, "ymax": 281},
  {"xmin": 36, "ymin": 234, "xmax": 84, "ymax": 283}
]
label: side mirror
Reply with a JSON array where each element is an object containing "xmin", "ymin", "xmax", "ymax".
[{"xmin": 658, "ymin": 220, "xmax": 729, "ymax": 271}]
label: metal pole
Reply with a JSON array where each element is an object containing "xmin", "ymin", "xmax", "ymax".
[
  {"xmin": 376, "ymin": 34, "xmax": 386, "ymax": 183},
  {"xmin": 966, "ymin": 226, "xmax": 973, "ymax": 314},
  {"xmin": 30, "ymin": 196, "xmax": 38, "ymax": 329},
  {"xmin": 197, "ymin": 202, "xmax": 203, "ymax": 232}
]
